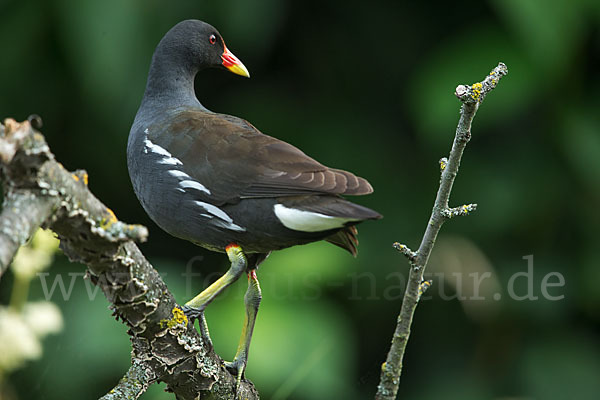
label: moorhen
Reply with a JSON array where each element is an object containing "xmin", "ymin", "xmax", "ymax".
[{"xmin": 127, "ymin": 19, "xmax": 381, "ymax": 389}]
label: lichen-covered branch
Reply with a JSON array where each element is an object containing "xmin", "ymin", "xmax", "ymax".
[
  {"xmin": 99, "ymin": 362, "xmax": 151, "ymax": 400},
  {"xmin": 375, "ymin": 62, "xmax": 508, "ymax": 400},
  {"xmin": 0, "ymin": 190, "xmax": 58, "ymax": 276},
  {"xmin": 0, "ymin": 118, "xmax": 259, "ymax": 400}
]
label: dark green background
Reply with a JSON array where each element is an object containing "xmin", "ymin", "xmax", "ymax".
[{"xmin": 1, "ymin": 0, "xmax": 599, "ymax": 399}]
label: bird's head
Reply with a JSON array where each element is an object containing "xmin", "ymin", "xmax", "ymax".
[{"xmin": 157, "ymin": 19, "xmax": 250, "ymax": 78}]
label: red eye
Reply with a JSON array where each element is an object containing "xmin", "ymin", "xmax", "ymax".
[{"xmin": 209, "ymin": 34, "xmax": 217, "ymax": 45}]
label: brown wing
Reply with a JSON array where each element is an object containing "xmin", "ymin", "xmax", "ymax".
[{"xmin": 150, "ymin": 109, "xmax": 373, "ymax": 205}]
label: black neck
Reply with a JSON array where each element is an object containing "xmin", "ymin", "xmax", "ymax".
[{"xmin": 141, "ymin": 46, "xmax": 202, "ymax": 109}]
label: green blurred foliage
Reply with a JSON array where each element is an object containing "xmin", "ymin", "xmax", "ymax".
[{"xmin": 1, "ymin": 0, "xmax": 599, "ymax": 399}]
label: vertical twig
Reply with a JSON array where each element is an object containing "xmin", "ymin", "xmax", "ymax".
[{"xmin": 375, "ymin": 63, "xmax": 508, "ymax": 400}]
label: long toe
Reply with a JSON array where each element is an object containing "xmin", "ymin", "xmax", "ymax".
[
  {"xmin": 182, "ymin": 304, "xmax": 204, "ymax": 321},
  {"xmin": 197, "ymin": 312, "xmax": 213, "ymax": 349},
  {"xmin": 224, "ymin": 358, "xmax": 247, "ymax": 396},
  {"xmin": 181, "ymin": 305, "xmax": 213, "ymax": 347}
]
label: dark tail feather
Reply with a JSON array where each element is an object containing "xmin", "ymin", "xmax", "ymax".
[{"xmin": 325, "ymin": 225, "xmax": 359, "ymax": 257}]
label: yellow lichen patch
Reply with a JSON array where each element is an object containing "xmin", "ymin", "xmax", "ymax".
[
  {"xmin": 99, "ymin": 208, "xmax": 118, "ymax": 229},
  {"xmin": 72, "ymin": 172, "xmax": 88, "ymax": 185},
  {"xmin": 159, "ymin": 307, "xmax": 189, "ymax": 329},
  {"xmin": 470, "ymin": 82, "xmax": 483, "ymax": 102},
  {"xmin": 418, "ymin": 280, "xmax": 432, "ymax": 296},
  {"xmin": 171, "ymin": 307, "xmax": 188, "ymax": 325},
  {"xmin": 105, "ymin": 208, "xmax": 117, "ymax": 222}
]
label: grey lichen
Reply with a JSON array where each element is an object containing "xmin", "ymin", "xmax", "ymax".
[{"xmin": 442, "ymin": 203, "xmax": 478, "ymax": 218}]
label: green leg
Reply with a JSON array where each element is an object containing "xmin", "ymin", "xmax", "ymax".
[
  {"xmin": 183, "ymin": 244, "xmax": 247, "ymax": 346},
  {"xmin": 225, "ymin": 268, "xmax": 262, "ymax": 394}
]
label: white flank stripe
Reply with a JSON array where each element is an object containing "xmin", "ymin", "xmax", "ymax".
[
  {"xmin": 168, "ymin": 171, "xmax": 212, "ymax": 195},
  {"xmin": 274, "ymin": 204, "xmax": 359, "ymax": 232},
  {"xmin": 144, "ymin": 138, "xmax": 171, "ymax": 157},
  {"xmin": 157, "ymin": 157, "xmax": 182, "ymax": 166},
  {"xmin": 179, "ymin": 180, "xmax": 211, "ymax": 194},
  {"xmin": 168, "ymin": 170, "xmax": 190, "ymax": 179},
  {"xmin": 143, "ymin": 137, "xmax": 183, "ymax": 165},
  {"xmin": 194, "ymin": 201, "xmax": 245, "ymax": 231}
]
